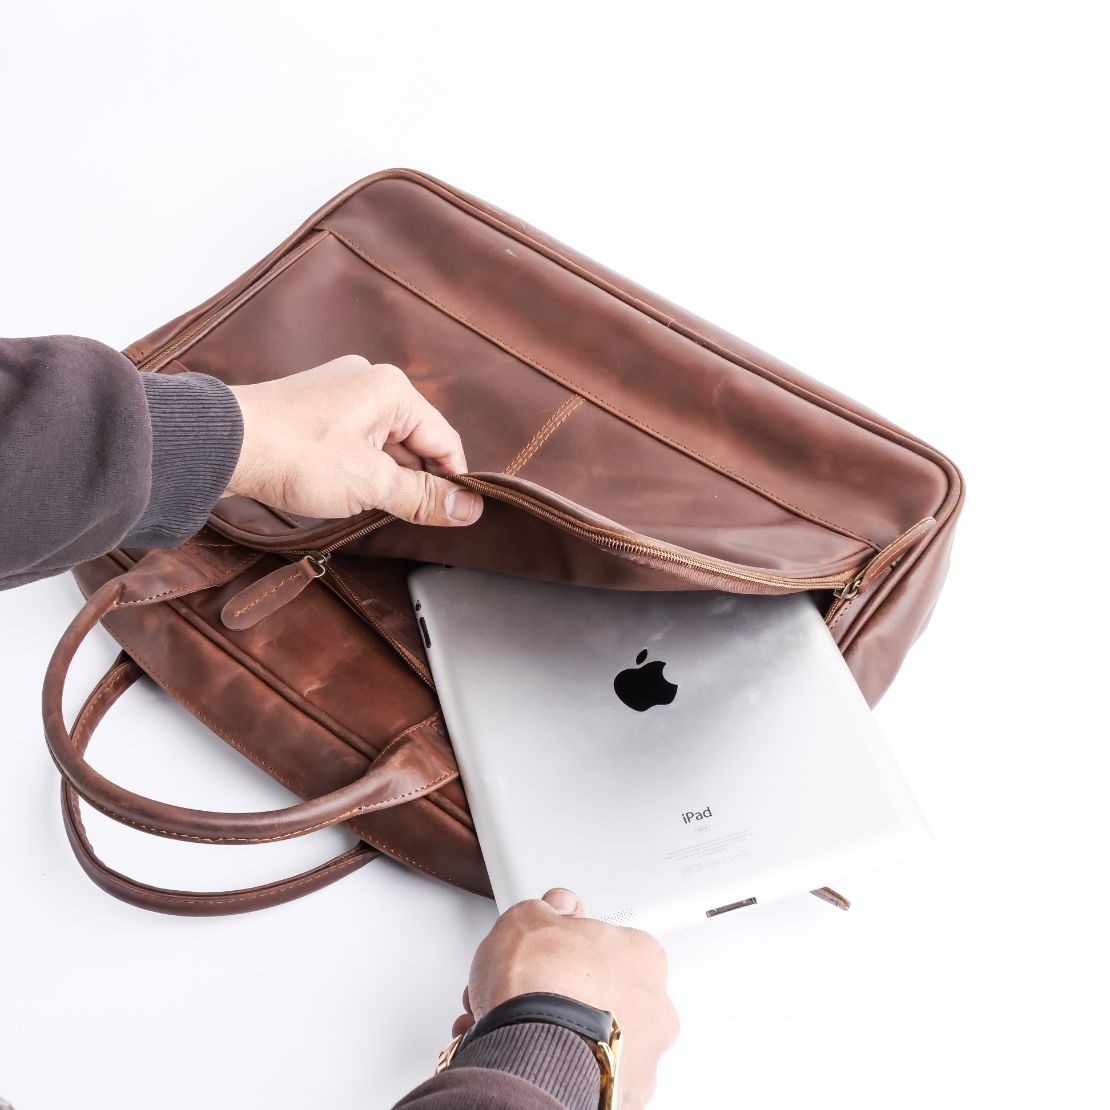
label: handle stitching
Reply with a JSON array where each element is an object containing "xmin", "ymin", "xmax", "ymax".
[
  {"xmin": 71, "ymin": 665, "xmax": 134, "ymax": 749},
  {"xmin": 65, "ymin": 808, "xmax": 377, "ymax": 905},
  {"xmin": 87, "ymin": 770, "xmax": 458, "ymax": 843}
]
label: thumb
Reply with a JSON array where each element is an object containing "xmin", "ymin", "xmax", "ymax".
[
  {"xmin": 366, "ymin": 451, "xmax": 484, "ymax": 527},
  {"xmin": 540, "ymin": 887, "xmax": 583, "ymax": 916}
]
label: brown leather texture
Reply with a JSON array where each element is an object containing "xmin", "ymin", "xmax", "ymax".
[{"xmin": 49, "ymin": 168, "xmax": 964, "ymax": 914}]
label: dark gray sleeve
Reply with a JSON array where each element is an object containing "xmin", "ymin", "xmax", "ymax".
[
  {"xmin": 0, "ymin": 335, "xmax": 243, "ymax": 591},
  {"xmin": 393, "ymin": 1023, "xmax": 600, "ymax": 1109}
]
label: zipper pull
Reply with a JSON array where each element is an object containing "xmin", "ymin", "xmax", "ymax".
[
  {"xmin": 221, "ymin": 551, "xmax": 329, "ymax": 631},
  {"xmin": 827, "ymin": 517, "xmax": 936, "ymax": 625}
]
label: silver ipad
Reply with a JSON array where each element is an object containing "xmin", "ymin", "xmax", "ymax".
[{"xmin": 408, "ymin": 565, "xmax": 931, "ymax": 934}]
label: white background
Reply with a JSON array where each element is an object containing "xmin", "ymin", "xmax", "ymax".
[{"xmin": 1, "ymin": 2, "xmax": 1107, "ymax": 1108}]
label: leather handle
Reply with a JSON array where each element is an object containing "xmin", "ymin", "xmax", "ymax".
[
  {"xmin": 43, "ymin": 547, "xmax": 459, "ymax": 844},
  {"xmin": 60, "ymin": 654, "xmax": 379, "ymax": 915}
]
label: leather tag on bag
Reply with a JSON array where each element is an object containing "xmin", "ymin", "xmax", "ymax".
[{"xmin": 220, "ymin": 557, "xmax": 320, "ymax": 630}]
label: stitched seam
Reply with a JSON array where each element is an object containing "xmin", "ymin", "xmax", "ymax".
[
  {"xmin": 65, "ymin": 663, "xmax": 143, "ymax": 872},
  {"xmin": 481, "ymin": 1010, "xmax": 605, "ymax": 1038},
  {"xmin": 354, "ymin": 826, "xmax": 482, "ymax": 891},
  {"xmin": 321, "ymin": 225, "xmax": 877, "ymax": 548},
  {"xmin": 504, "ymin": 396, "xmax": 584, "ymax": 477},
  {"xmin": 377, "ymin": 711, "xmax": 446, "ymax": 751},
  {"xmin": 230, "ymin": 571, "xmax": 303, "ymax": 618},
  {"xmin": 115, "ymin": 551, "xmax": 261, "ymax": 608},
  {"xmin": 133, "ymin": 851, "xmax": 375, "ymax": 906},
  {"xmin": 66, "ymin": 832, "xmax": 376, "ymax": 906},
  {"xmin": 87, "ymin": 769, "xmax": 458, "ymax": 844},
  {"xmin": 72, "ymin": 667, "xmax": 132, "ymax": 749}
]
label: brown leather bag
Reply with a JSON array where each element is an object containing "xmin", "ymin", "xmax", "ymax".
[{"xmin": 42, "ymin": 169, "xmax": 964, "ymax": 915}]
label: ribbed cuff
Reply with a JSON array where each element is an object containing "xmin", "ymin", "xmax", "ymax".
[
  {"xmin": 449, "ymin": 1022, "xmax": 601, "ymax": 1110},
  {"xmin": 122, "ymin": 371, "xmax": 243, "ymax": 548}
]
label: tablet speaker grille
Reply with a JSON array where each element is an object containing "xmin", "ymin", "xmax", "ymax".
[{"xmin": 597, "ymin": 907, "xmax": 637, "ymax": 927}]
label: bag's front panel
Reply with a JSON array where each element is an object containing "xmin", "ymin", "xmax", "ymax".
[{"xmin": 71, "ymin": 546, "xmax": 484, "ymax": 891}]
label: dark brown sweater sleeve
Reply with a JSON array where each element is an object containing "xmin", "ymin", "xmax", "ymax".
[
  {"xmin": 0, "ymin": 335, "xmax": 242, "ymax": 590},
  {"xmin": 394, "ymin": 1023, "xmax": 601, "ymax": 1109}
]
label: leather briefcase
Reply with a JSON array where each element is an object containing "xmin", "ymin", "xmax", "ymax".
[{"xmin": 42, "ymin": 169, "xmax": 964, "ymax": 914}]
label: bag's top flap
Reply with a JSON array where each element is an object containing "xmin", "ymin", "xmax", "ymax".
[{"xmin": 128, "ymin": 169, "xmax": 961, "ymax": 586}]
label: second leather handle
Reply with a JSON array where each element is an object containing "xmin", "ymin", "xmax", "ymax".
[{"xmin": 42, "ymin": 547, "xmax": 459, "ymax": 844}]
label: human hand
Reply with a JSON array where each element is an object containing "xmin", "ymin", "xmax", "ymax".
[
  {"xmin": 451, "ymin": 888, "xmax": 679, "ymax": 1109},
  {"xmin": 226, "ymin": 355, "xmax": 484, "ymax": 526}
]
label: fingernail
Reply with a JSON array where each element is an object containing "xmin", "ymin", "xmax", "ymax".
[
  {"xmin": 446, "ymin": 489, "xmax": 481, "ymax": 523},
  {"xmin": 542, "ymin": 888, "xmax": 580, "ymax": 915}
]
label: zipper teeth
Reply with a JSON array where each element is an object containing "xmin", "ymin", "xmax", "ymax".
[
  {"xmin": 279, "ymin": 477, "xmax": 861, "ymax": 592},
  {"xmin": 454, "ymin": 478, "xmax": 859, "ymax": 590},
  {"xmin": 323, "ymin": 565, "xmax": 437, "ymax": 690},
  {"xmin": 280, "ymin": 515, "xmax": 394, "ymax": 559}
]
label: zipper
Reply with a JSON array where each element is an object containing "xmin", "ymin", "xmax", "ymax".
[
  {"xmin": 226, "ymin": 478, "xmax": 935, "ymax": 631},
  {"xmin": 278, "ymin": 512, "xmax": 396, "ymax": 561},
  {"xmin": 824, "ymin": 516, "xmax": 936, "ymax": 629},
  {"xmin": 323, "ymin": 562, "xmax": 438, "ymax": 689},
  {"xmin": 285, "ymin": 476, "xmax": 866, "ymax": 593}
]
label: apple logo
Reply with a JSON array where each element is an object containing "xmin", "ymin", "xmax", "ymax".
[{"xmin": 613, "ymin": 648, "xmax": 678, "ymax": 712}]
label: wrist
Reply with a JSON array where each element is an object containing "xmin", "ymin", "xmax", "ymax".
[
  {"xmin": 439, "ymin": 993, "xmax": 620, "ymax": 1110},
  {"xmin": 447, "ymin": 1023, "xmax": 601, "ymax": 1110},
  {"xmin": 124, "ymin": 370, "xmax": 243, "ymax": 547},
  {"xmin": 224, "ymin": 385, "xmax": 263, "ymax": 498}
]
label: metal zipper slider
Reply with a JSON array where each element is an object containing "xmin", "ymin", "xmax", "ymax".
[
  {"xmin": 833, "ymin": 568, "xmax": 866, "ymax": 602},
  {"xmin": 826, "ymin": 516, "xmax": 937, "ymax": 627},
  {"xmin": 305, "ymin": 550, "xmax": 331, "ymax": 577},
  {"xmin": 220, "ymin": 552, "xmax": 330, "ymax": 631}
]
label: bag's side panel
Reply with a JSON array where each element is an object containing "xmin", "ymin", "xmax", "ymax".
[{"xmin": 837, "ymin": 502, "xmax": 963, "ymax": 707}]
